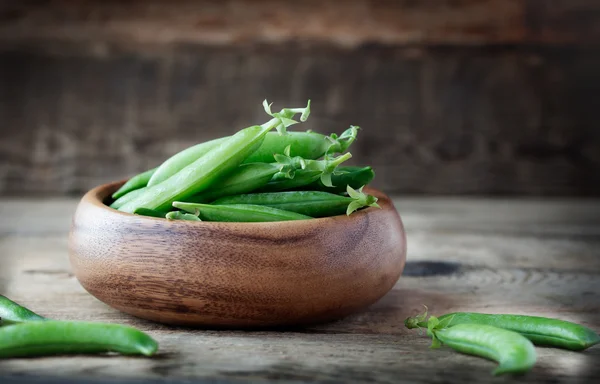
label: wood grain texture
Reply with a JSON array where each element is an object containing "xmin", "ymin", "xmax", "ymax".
[
  {"xmin": 1, "ymin": 197, "xmax": 600, "ymax": 382},
  {"xmin": 1, "ymin": 43, "xmax": 598, "ymax": 196},
  {"xmin": 68, "ymin": 182, "xmax": 406, "ymax": 327},
  {"xmin": 0, "ymin": 0, "xmax": 598, "ymax": 46}
]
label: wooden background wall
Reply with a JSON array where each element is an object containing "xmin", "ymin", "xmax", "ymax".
[{"xmin": 0, "ymin": 0, "xmax": 599, "ymax": 196}]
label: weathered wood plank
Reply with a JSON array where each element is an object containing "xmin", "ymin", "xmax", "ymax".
[
  {"xmin": 1, "ymin": 198, "xmax": 599, "ymax": 382},
  {"xmin": 1, "ymin": 44, "xmax": 598, "ymax": 196},
  {"xmin": 526, "ymin": 0, "xmax": 600, "ymax": 45},
  {"xmin": 0, "ymin": 0, "xmax": 598, "ymax": 46}
]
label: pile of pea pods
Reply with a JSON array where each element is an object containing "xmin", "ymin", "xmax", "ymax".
[
  {"xmin": 108, "ymin": 100, "xmax": 380, "ymax": 222},
  {"xmin": 404, "ymin": 306, "xmax": 599, "ymax": 375}
]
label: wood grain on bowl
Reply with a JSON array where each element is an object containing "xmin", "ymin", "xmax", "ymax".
[{"xmin": 68, "ymin": 181, "xmax": 407, "ymax": 327}]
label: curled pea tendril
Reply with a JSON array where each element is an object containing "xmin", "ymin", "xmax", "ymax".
[
  {"xmin": 325, "ymin": 125, "xmax": 359, "ymax": 156},
  {"xmin": 262, "ymin": 99, "xmax": 311, "ymax": 135}
]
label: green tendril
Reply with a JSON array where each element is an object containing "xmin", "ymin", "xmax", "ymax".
[
  {"xmin": 273, "ymin": 145, "xmax": 307, "ymax": 179},
  {"xmin": 319, "ymin": 153, "xmax": 352, "ymax": 187},
  {"xmin": 273, "ymin": 150, "xmax": 352, "ymax": 186},
  {"xmin": 324, "ymin": 125, "xmax": 359, "ymax": 156},
  {"xmin": 262, "ymin": 99, "xmax": 311, "ymax": 135},
  {"xmin": 345, "ymin": 185, "xmax": 381, "ymax": 216}
]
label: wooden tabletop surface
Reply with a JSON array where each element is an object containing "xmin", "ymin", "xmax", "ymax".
[{"xmin": 1, "ymin": 197, "xmax": 599, "ymax": 383}]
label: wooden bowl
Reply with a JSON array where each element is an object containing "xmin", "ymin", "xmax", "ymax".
[{"xmin": 68, "ymin": 180, "xmax": 407, "ymax": 327}]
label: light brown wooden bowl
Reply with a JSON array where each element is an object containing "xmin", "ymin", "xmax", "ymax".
[{"xmin": 68, "ymin": 180, "xmax": 407, "ymax": 328}]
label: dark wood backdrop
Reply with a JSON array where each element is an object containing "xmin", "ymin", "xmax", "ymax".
[{"xmin": 1, "ymin": 0, "xmax": 599, "ymax": 196}]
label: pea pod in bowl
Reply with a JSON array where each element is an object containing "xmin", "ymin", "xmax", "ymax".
[{"xmin": 211, "ymin": 186, "xmax": 380, "ymax": 217}]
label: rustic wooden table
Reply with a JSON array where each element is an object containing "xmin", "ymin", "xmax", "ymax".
[{"xmin": 1, "ymin": 197, "xmax": 599, "ymax": 383}]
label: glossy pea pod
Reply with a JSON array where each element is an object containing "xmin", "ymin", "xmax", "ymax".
[
  {"xmin": 0, "ymin": 321, "xmax": 158, "ymax": 358},
  {"xmin": 119, "ymin": 121, "xmax": 279, "ymax": 213},
  {"xmin": 112, "ymin": 100, "xmax": 309, "ymax": 198},
  {"xmin": 112, "ymin": 167, "xmax": 157, "ymax": 200},
  {"xmin": 301, "ymin": 166, "xmax": 375, "ymax": 194},
  {"xmin": 243, "ymin": 127, "xmax": 357, "ymax": 166},
  {"xmin": 147, "ymin": 130, "xmax": 355, "ymax": 187},
  {"xmin": 408, "ymin": 312, "xmax": 600, "ymax": 351},
  {"xmin": 146, "ymin": 104, "xmax": 325, "ymax": 187},
  {"xmin": 185, "ymin": 162, "xmax": 284, "ymax": 204},
  {"xmin": 428, "ymin": 323, "xmax": 537, "ymax": 376},
  {"xmin": 110, "ymin": 186, "xmax": 148, "ymax": 209},
  {"xmin": 259, "ymin": 153, "xmax": 353, "ymax": 193},
  {"xmin": 133, "ymin": 207, "xmax": 169, "ymax": 218},
  {"xmin": 165, "ymin": 211, "xmax": 201, "ymax": 221},
  {"xmin": 118, "ymin": 101, "xmax": 310, "ymax": 214},
  {"xmin": 211, "ymin": 188, "xmax": 379, "ymax": 217},
  {"xmin": 173, "ymin": 202, "xmax": 312, "ymax": 222},
  {"xmin": 0, "ymin": 295, "xmax": 46, "ymax": 325},
  {"xmin": 146, "ymin": 137, "xmax": 228, "ymax": 187},
  {"xmin": 121, "ymin": 162, "xmax": 283, "ymax": 211},
  {"xmin": 133, "ymin": 161, "xmax": 296, "ymax": 219}
]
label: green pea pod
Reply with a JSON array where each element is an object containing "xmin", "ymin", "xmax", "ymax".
[
  {"xmin": 0, "ymin": 321, "xmax": 158, "ymax": 358},
  {"xmin": 406, "ymin": 309, "xmax": 600, "ymax": 351},
  {"xmin": 110, "ymin": 187, "xmax": 148, "ymax": 209},
  {"xmin": 147, "ymin": 101, "xmax": 314, "ymax": 187},
  {"xmin": 244, "ymin": 125, "xmax": 358, "ymax": 164},
  {"xmin": 0, "ymin": 295, "xmax": 45, "ymax": 325},
  {"xmin": 173, "ymin": 202, "xmax": 312, "ymax": 222},
  {"xmin": 119, "ymin": 122, "xmax": 285, "ymax": 213},
  {"xmin": 260, "ymin": 169, "xmax": 321, "ymax": 192},
  {"xmin": 259, "ymin": 152, "xmax": 353, "ymax": 192},
  {"xmin": 147, "ymin": 128, "xmax": 355, "ymax": 188},
  {"xmin": 185, "ymin": 163, "xmax": 283, "ymax": 204},
  {"xmin": 133, "ymin": 208, "xmax": 168, "ymax": 218},
  {"xmin": 212, "ymin": 187, "xmax": 379, "ymax": 217},
  {"xmin": 165, "ymin": 211, "xmax": 202, "ymax": 221},
  {"xmin": 302, "ymin": 166, "xmax": 375, "ymax": 194},
  {"xmin": 112, "ymin": 167, "xmax": 157, "ymax": 200},
  {"xmin": 147, "ymin": 137, "xmax": 228, "ymax": 187},
  {"xmin": 427, "ymin": 320, "xmax": 537, "ymax": 376}
]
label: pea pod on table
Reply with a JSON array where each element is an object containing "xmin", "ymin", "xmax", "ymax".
[
  {"xmin": 0, "ymin": 321, "xmax": 158, "ymax": 358},
  {"xmin": 0, "ymin": 295, "xmax": 46, "ymax": 325},
  {"xmin": 426, "ymin": 317, "xmax": 537, "ymax": 376},
  {"xmin": 406, "ymin": 309, "xmax": 600, "ymax": 351},
  {"xmin": 0, "ymin": 295, "xmax": 159, "ymax": 358}
]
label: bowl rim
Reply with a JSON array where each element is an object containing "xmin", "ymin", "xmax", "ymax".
[{"xmin": 83, "ymin": 179, "xmax": 397, "ymax": 227}]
